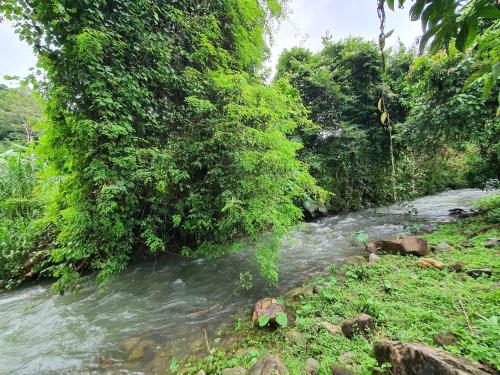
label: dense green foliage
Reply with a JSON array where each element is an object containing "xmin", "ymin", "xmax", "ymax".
[
  {"xmin": 1, "ymin": 0, "xmax": 326, "ymax": 290},
  {"xmin": 184, "ymin": 200, "xmax": 500, "ymax": 374},
  {"xmin": 276, "ymin": 34, "xmax": 498, "ymax": 211}
]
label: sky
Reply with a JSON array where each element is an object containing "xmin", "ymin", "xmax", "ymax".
[{"xmin": 0, "ymin": 0, "xmax": 422, "ymax": 85}]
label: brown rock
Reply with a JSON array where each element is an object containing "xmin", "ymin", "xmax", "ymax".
[
  {"xmin": 338, "ymin": 351, "xmax": 355, "ymax": 364},
  {"xmin": 252, "ymin": 298, "xmax": 285, "ymax": 326},
  {"xmin": 305, "ymin": 358, "xmax": 319, "ymax": 375},
  {"xmin": 434, "ymin": 332, "xmax": 459, "ymax": 347},
  {"xmin": 374, "ymin": 236, "xmax": 428, "ymax": 256},
  {"xmin": 461, "ymin": 240, "xmax": 473, "ymax": 248},
  {"xmin": 341, "ymin": 314, "xmax": 374, "ymax": 339},
  {"xmin": 319, "ymin": 321, "xmax": 342, "ymax": 335},
  {"xmin": 248, "ymin": 355, "xmax": 289, "ymax": 375},
  {"xmin": 467, "ymin": 269, "xmax": 492, "ymax": 278},
  {"xmin": 416, "ymin": 258, "xmax": 444, "ymax": 270},
  {"xmin": 332, "ymin": 365, "xmax": 355, "ymax": 375},
  {"xmin": 374, "ymin": 340, "xmax": 496, "ymax": 374},
  {"xmin": 222, "ymin": 368, "xmax": 247, "ymax": 375},
  {"xmin": 448, "ymin": 262, "xmax": 464, "ymax": 273},
  {"xmin": 366, "ymin": 242, "xmax": 379, "ymax": 253}
]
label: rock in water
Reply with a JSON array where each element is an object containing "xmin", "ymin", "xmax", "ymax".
[
  {"xmin": 248, "ymin": 355, "xmax": 289, "ymax": 375},
  {"xmin": 341, "ymin": 314, "xmax": 374, "ymax": 339},
  {"xmin": 252, "ymin": 298, "xmax": 285, "ymax": 326},
  {"xmin": 372, "ymin": 236, "xmax": 428, "ymax": 256},
  {"xmin": 374, "ymin": 341, "xmax": 496, "ymax": 374}
]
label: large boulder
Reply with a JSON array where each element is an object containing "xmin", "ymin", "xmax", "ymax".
[
  {"xmin": 252, "ymin": 298, "xmax": 285, "ymax": 326},
  {"xmin": 341, "ymin": 314, "xmax": 374, "ymax": 339},
  {"xmin": 374, "ymin": 341, "xmax": 497, "ymax": 374},
  {"xmin": 367, "ymin": 236, "xmax": 428, "ymax": 257},
  {"xmin": 248, "ymin": 355, "xmax": 289, "ymax": 375}
]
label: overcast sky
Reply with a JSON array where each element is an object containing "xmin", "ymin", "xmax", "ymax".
[{"xmin": 0, "ymin": 0, "xmax": 422, "ymax": 86}]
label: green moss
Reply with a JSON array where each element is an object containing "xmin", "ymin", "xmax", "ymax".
[{"xmin": 183, "ymin": 212, "xmax": 500, "ymax": 374}]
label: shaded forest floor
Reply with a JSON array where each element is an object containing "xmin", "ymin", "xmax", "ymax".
[{"xmin": 181, "ymin": 198, "xmax": 500, "ymax": 374}]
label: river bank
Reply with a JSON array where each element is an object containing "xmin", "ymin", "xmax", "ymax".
[{"xmin": 182, "ymin": 195, "xmax": 499, "ymax": 374}]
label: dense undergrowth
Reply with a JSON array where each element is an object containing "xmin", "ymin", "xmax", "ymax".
[{"xmin": 182, "ymin": 196, "xmax": 500, "ymax": 374}]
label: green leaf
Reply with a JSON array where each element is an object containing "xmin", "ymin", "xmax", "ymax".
[
  {"xmin": 410, "ymin": 0, "xmax": 426, "ymax": 22},
  {"xmin": 378, "ymin": 98, "xmax": 383, "ymax": 112},
  {"xmin": 275, "ymin": 312, "xmax": 288, "ymax": 327},
  {"xmin": 385, "ymin": 29, "xmax": 394, "ymax": 39},
  {"xmin": 386, "ymin": 0, "xmax": 395, "ymax": 11},
  {"xmin": 258, "ymin": 315, "xmax": 270, "ymax": 327},
  {"xmin": 477, "ymin": 5, "xmax": 500, "ymax": 19},
  {"xmin": 455, "ymin": 24, "xmax": 468, "ymax": 52}
]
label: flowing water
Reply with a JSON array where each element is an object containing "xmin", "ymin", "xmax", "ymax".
[{"xmin": 0, "ymin": 189, "xmax": 497, "ymax": 374}]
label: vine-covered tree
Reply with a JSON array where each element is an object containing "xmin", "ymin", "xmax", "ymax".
[{"xmin": 1, "ymin": 0, "xmax": 325, "ymax": 290}]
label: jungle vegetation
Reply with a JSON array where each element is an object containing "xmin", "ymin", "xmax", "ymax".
[{"xmin": 0, "ymin": 0, "xmax": 498, "ymax": 291}]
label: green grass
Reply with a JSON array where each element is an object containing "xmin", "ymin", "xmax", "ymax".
[{"xmin": 181, "ymin": 209, "xmax": 500, "ymax": 374}]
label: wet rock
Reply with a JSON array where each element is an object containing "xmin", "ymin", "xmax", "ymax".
[
  {"xmin": 366, "ymin": 242, "xmax": 379, "ymax": 254},
  {"xmin": 416, "ymin": 258, "xmax": 444, "ymax": 270},
  {"xmin": 285, "ymin": 330, "xmax": 305, "ymax": 344},
  {"xmin": 449, "ymin": 208, "xmax": 466, "ymax": 216},
  {"xmin": 222, "ymin": 367, "xmax": 247, "ymax": 375},
  {"xmin": 304, "ymin": 358, "xmax": 319, "ymax": 375},
  {"xmin": 248, "ymin": 355, "xmax": 289, "ymax": 375},
  {"xmin": 285, "ymin": 285, "xmax": 314, "ymax": 300},
  {"xmin": 123, "ymin": 338, "xmax": 154, "ymax": 361},
  {"xmin": 343, "ymin": 256, "xmax": 367, "ymax": 265},
  {"xmin": 252, "ymin": 298, "xmax": 285, "ymax": 326},
  {"xmin": 485, "ymin": 238, "xmax": 500, "ymax": 248},
  {"xmin": 467, "ymin": 269, "xmax": 492, "ymax": 278},
  {"xmin": 448, "ymin": 262, "xmax": 464, "ymax": 273},
  {"xmin": 98, "ymin": 358, "xmax": 114, "ymax": 367},
  {"xmin": 319, "ymin": 321, "xmax": 342, "ymax": 335},
  {"xmin": 341, "ymin": 314, "xmax": 374, "ymax": 339},
  {"xmin": 371, "ymin": 236, "xmax": 428, "ymax": 257},
  {"xmin": 332, "ymin": 365, "xmax": 355, "ymax": 375},
  {"xmin": 368, "ymin": 253, "xmax": 380, "ymax": 264},
  {"xmin": 432, "ymin": 242, "xmax": 452, "ymax": 252},
  {"xmin": 374, "ymin": 340, "xmax": 495, "ymax": 374},
  {"xmin": 434, "ymin": 332, "xmax": 459, "ymax": 347}
]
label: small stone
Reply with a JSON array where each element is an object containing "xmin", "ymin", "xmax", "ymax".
[
  {"xmin": 434, "ymin": 332, "xmax": 459, "ymax": 347},
  {"xmin": 221, "ymin": 367, "xmax": 247, "ymax": 375},
  {"xmin": 409, "ymin": 274, "xmax": 418, "ymax": 280},
  {"xmin": 467, "ymin": 269, "xmax": 492, "ymax": 278},
  {"xmin": 416, "ymin": 258, "xmax": 444, "ymax": 270},
  {"xmin": 312, "ymin": 285, "xmax": 324, "ymax": 294},
  {"xmin": 196, "ymin": 371, "xmax": 207, "ymax": 375},
  {"xmin": 432, "ymin": 242, "xmax": 451, "ymax": 252},
  {"xmin": 285, "ymin": 330, "xmax": 305, "ymax": 344},
  {"xmin": 332, "ymin": 365, "xmax": 355, "ymax": 375},
  {"xmin": 368, "ymin": 253, "xmax": 380, "ymax": 264},
  {"xmin": 341, "ymin": 314, "xmax": 374, "ymax": 339},
  {"xmin": 319, "ymin": 321, "xmax": 342, "ymax": 335},
  {"xmin": 248, "ymin": 355, "xmax": 289, "ymax": 375},
  {"xmin": 338, "ymin": 351, "xmax": 355, "ymax": 364},
  {"xmin": 447, "ymin": 262, "xmax": 464, "ymax": 273},
  {"xmin": 304, "ymin": 358, "xmax": 319, "ymax": 375},
  {"xmin": 484, "ymin": 238, "xmax": 500, "ymax": 248},
  {"xmin": 285, "ymin": 286, "xmax": 314, "ymax": 300}
]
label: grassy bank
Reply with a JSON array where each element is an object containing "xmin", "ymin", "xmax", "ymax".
[{"xmin": 182, "ymin": 196, "xmax": 500, "ymax": 374}]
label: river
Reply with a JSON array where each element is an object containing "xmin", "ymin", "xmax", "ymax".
[{"xmin": 0, "ymin": 189, "xmax": 497, "ymax": 374}]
